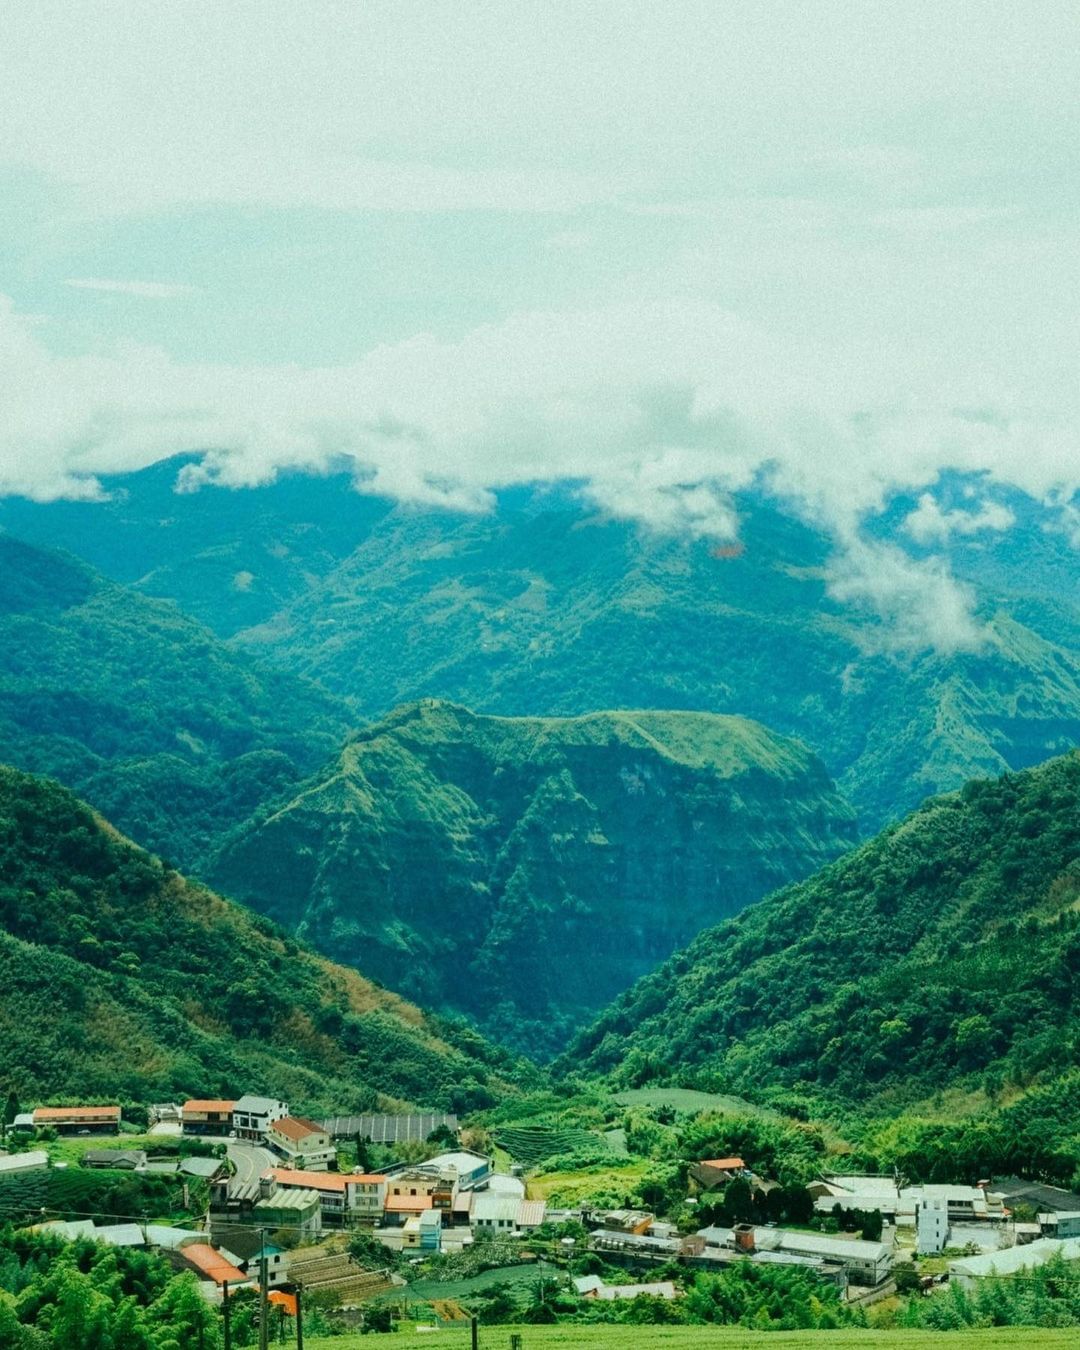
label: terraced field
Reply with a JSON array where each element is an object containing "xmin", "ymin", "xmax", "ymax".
[
  {"xmin": 612, "ymin": 1089, "xmax": 779, "ymax": 1117},
  {"xmin": 494, "ymin": 1125, "xmax": 608, "ymax": 1165}
]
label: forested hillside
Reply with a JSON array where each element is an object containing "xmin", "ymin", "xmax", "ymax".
[
  {"xmin": 568, "ymin": 753, "xmax": 1080, "ymax": 1178},
  {"xmin": 5, "ymin": 465, "xmax": 1080, "ymax": 832},
  {"xmin": 0, "ymin": 765, "xmax": 522, "ymax": 1113},
  {"xmin": 0, "ymin": 534, "xmax": 351, "ymax": 871},
  {"xmin": 210, "ymin": 699, "xmax": 856, "ymax": 1056}
]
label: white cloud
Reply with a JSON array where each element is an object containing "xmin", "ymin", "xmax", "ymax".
[
  {"xmin": 903, "ymin": 492, "xmax": 1016, "ymax": 546},
  {"xmin": 0, "ymin": 291, "xmax": 1076, "ymax": 651},
  {"xmin": 64, "ymin": 278, "xmax": 196, "ymax": 299},
  {"xmin": 826, "ymin": 537, "xmax": 986, "ymax": 656}
]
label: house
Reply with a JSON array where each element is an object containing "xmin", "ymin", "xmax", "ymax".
[
  {"xmin": 8, "ymin": 1114, "xmax": 35, "ymax": 1136},
  {"xmin": 516, "ymin": 1199, "xmax": 547, "ymax": 1231},
  {"xmin": 180, "ymin": 1155, "xmax": 228, "ymax": 1182},
  {"xmin": 991, "ymin": 1177, "xmax": 1080, "ymax": 1215},
  {"xmin": 81, "ymin": 1149, "xmax": 147, "ymax": 1171},
  {"xmin": 179, "ymin": 1243, "xmax": 253, "ymax": 1300},
  {"xmin": 421, "ymin": 1150, "xmax": 492, "ymax": 1190},
  {"xmin": 402, "ymin": 1208, "xmax": 443, "ymax": 1251},
  {"xmin": 471, "ymin": 1193, "xmax": 520, "ymax": 1234},
  {"xmin": 266, "ymin": 1116, "xmax": 336, "ymax": 1170},
  {"xmin": 232, "ymin": 1096, "xmax": 289, "ymax": 1142},
  {"xmin": 251, "ymin": 1187, "xmax": 322, "ymax": 1239},
  {"xmin": 32, "ymin": 1105, "xmax": 120, "ymax": 1135},
  {"xmin": 1039, "ymin": 1211, "xmax": 1080, "ymax": 1240},
  {"xmin": 385, "ymin": 1165, "xmax": 458, "ymax": 1211},
  {"xmin": 690, "ymin": 1157, "xmax": 747, "ymax": 1190},
  {"xmin": 950, "ymin": 1237, "xmax": 1080, "ymax": 1291},
  {"xmin": 0, "ymin": 1150, "xmax": 49, "ymax": 1177},
  {"xmin": 181, "ymin": 1100, "xmax": 236, "ymax": 1136},
  {"xmin": 263, "ymin": 1167, "xmax": 387, "ymax": 1225},
  {"xmin": 212, "ymin": 1224, "xmax": 290, "ymax": 1287},
  {"xmin": 916, "ymin": 1194, "xmax": 949, "ymax": 1254}
]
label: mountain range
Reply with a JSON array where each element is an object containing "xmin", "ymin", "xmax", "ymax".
[{"xmin": 4, "ymin": 460, "xmax": 1079, "ymax": 832}]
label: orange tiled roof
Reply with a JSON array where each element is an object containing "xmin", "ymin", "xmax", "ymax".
[
  {"xmin": 385, "ymin": 1192, "xmax": 434, "ymax": 1212},
  {"xmin": 182, "ymin": 1243, "xmax": 249, "ymax": 1286},
  {"xmin": 270, "ymin": 1116, "xmax": 326, "ymax": 1143},
  {"xmin": 34, "ymin": 1105, "xmax": 120, "ymax": 1121},
  {"xmin": 701, "ymin": 1157, "xmax": 745, "ymax": 1170},
  {"xmin": 268, "ymin": 1290, "xmax": 298, "ymax": 1315},
  {"xmin": 181, "ymin": 1100, "xmax": 236, "ymax": 1114}
]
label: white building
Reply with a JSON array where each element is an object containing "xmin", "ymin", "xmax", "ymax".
[
  {"xmin": 916, "ymin": 1194, "xmax": 949, "ymax": 1254},
  {"xmin": 231, "ymin": 1096, "xmax": 289, "ymax": 1141}
]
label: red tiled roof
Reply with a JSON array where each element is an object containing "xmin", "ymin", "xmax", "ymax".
[
  {"xmin": 181, "ymin": 1100, "xmax": 236, "ymax": 1114},
  {"xmin": 266, "ymin": 1166, "xmax": 387, "ymax": 1192},
  {"xmin": 701, "ymin": 1157, "xmax": 745, "ymax": 1171},
  {"xmin": 182, "ymin": 1243, "xmax": 250, "ymax": 1286},
  {"xmin": 34, "ymin": 1105, "xmax": 120, "ymax": 1121},
  {"xmin": 270, "ymin": 1116, "xmax": 326, "ymax": 1143},
  {"xmin": 385, "ymin": 1193, "xmax": 434, "ymax": 1212}
]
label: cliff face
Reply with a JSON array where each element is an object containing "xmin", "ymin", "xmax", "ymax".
[{"xmin": 211, "ymin": 701, "xmax": 857, "ymax": 1056}]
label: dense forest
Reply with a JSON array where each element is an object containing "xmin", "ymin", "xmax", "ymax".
[
  {"xmin": 0, "ymin": 534, "xmax": 351, "ymax": 874},
  {"xmin": 568, "ymin": 752, "xmax": 1080, "ymax": 1183},
  {"xmin": 0, "ymin": 765, "xmax": 525, "ymax": 1115}
]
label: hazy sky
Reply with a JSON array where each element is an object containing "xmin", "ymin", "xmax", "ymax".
[{"xmin": 1, "ymin": 0, "xmax": 1077, "ymax": 608}]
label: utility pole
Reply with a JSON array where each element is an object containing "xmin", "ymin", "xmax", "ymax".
[
  {"xmin": 222, "ymin": 1280, "xmax": 233, "ymax": 1350},
  {"xmin": 258, "ymin": 1230, "xmax": 270, "ymax": 1350},
  {"xmin": 470, "ymin": 1314, "xmax": 479, "ymax": 1350},
  {"xmin": 294, "ymin": 1284, "xmax": 303, "ymax": 1350}
]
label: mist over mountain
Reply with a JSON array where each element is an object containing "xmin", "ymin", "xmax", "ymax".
[{"xmin": 6, "ymin": 460, "xmax": 1076, "ymax": 833}]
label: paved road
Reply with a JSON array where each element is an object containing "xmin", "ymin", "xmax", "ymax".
[{"xmin": 227, "ymin": 1140, "xmax": 276, "ymax": 1188}]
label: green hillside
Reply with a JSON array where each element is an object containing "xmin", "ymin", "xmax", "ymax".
[
  {"xmin": 0, "ymin": 534, "xmax": 351, "ymax": 871},
  {"xmin": 7, "ymin": 469, "xmax": 1080, "ymax": 834},
  {"xmin": 230, "ymin": 492, "xmax": 1080, "ymax": 831},
  {"xmin": 567, "ymin": 752, "xmax": 1080, "ymax": 1179},
  {"xmin": 210, "ymin": 700, "xmax": 856, "ymax": 1056},
  {"xmin": 0, "ymin": 764, "xmax": 524, "ymax": 1114}
]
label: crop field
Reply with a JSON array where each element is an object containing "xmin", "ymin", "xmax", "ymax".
[
  {"xmin": 304, "ymin": 1327, "xmax": 1080, "ymax": 1348},
  {"xmin": 612, "ymin": 1088, "xmax": 779, "ymax": 1118},
  {"xmin": 494, "ymin": 1125, "xmax": 610, "ymax": 1165}
]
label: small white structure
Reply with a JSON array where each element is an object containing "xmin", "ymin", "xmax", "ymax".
[{"xmin": 916, "ymin": 1194, "xmax": 949, "ymax": 1254}]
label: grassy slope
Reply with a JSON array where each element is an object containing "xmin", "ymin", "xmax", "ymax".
[
  {"xmin": 210, "ymin": 700, "xmax": 856, "ymax": 1055},
  {"xmin": 0, "ymin": 764, "xmax": 526, "ymax": 1114},
  {"xmin": 0, "ymin": 534, "xmax": 350, "ymax": 872},
  {"xmin": 304, "ymin": 1329, "xmax": 1080, "ymax": 1348},
  {"xmin": 567, "ymin": 751, "xmax": 1080, "ymax": 1156}
]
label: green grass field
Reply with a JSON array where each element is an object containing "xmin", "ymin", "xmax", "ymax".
[
  {"xmin": 303, "ymin": 1328, "xmax": 1080, "ymax": 1348},
  {"xmin": 611, "ymin": 1089, "xmax": 779, "ymax": 1118}
]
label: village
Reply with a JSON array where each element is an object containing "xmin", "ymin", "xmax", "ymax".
[{"xmin": 4, "ymin": 1091, "xmax": 1080, "ymax": 1333}]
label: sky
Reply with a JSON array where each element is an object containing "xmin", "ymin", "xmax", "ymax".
[{"xmin": 0, "ymin": 1, "xmax": 1077, "ymax": 644}]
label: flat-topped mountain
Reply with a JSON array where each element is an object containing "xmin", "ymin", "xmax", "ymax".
[{"xmin": 210, "ymin": 699, "xmax": 857, "ymax": 1056}]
